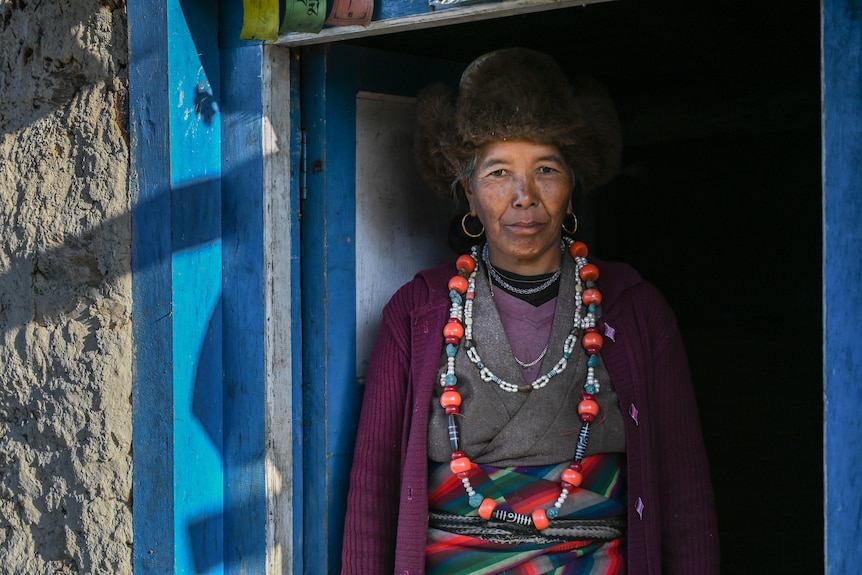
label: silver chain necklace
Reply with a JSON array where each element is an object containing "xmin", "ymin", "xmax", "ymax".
[
  {"xmin": 514, "ymin": 345, "xmax": 549, "ymax": 368},
  {"xmin": 482, "ymin": 244, "xmax": 562, "ymax": 296}
]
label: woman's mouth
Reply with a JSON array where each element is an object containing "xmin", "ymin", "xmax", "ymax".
[{"xmin": 507, "ymin": 220, "xmax": 545, "ymax": 233}]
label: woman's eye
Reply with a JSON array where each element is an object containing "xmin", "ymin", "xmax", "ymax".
[
  {"xmin": 538, "ymin": 166, "xmax": 558, "ymax": 174},
  {"xmin": 488, "ymin": 169, "xmax": 507, "ymax": 177}
]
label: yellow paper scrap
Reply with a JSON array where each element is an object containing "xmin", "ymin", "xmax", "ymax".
[{"xmin": 240, "ymin": 0, "xmax": 280, "ymax": 41}]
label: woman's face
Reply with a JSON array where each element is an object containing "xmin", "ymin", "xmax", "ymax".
[{"xmin": 465, "ymin": 140, "xmax": 573, "ymax": 275}]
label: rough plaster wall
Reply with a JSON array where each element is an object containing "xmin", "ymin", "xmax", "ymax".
[{"xmin": 0, "ymin": 1, "xmax": 132, "ymax": 574}]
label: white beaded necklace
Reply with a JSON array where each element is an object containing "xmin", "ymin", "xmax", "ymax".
[
  {"xmin": 439, "ymin": 238, "xmax": 607, "ymax": 531},
  {"xmin": 453, "ymin": 241, "xmax": 598, "ymax": 393}
]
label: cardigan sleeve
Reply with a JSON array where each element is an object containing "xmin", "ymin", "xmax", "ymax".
[
  {"xmin": 643, "ymin": 286, "xmax": 721, "ymax": 574},
  {"xmin": 341, "ymin": 290, "xmax": 413, "ymax": 574}
]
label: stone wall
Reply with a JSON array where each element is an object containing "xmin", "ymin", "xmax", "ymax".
[{"xmin": 0, "ymin": 1, "xmax": 132, "ymax": 573}]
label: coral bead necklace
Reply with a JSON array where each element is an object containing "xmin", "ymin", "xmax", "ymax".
[{"xmin": 440, "ymin": 238, "xmax": 605, "ymax": 531}]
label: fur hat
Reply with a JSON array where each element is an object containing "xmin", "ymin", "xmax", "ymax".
[{"xmin": 415, "ymin": 48, "xmax": 622, "ymax": 199}]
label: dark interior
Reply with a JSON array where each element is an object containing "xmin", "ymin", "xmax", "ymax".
[{"xmin": 348, "ymin": 0, "xmax": 823, "ymax": 572}]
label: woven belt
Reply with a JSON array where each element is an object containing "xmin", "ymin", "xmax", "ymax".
[{"xmin": 429, "ymin": 511, "xmax": 626, "ymax": 545}]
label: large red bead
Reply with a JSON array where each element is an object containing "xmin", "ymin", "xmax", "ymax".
[
  {"xmin": 532, "ymin": 509, "xmax": 550, "ymax": 530},
  {"xmin": 579, "ymin": 263, "xmax": 600, "ymax": 282},
  {"xmin": 582, "ymin": 288, "xmax": 602, "ymax": 306},
  {"xmin": 456, "ymin": 255, "xmax": 476, "ymax": 274},
  {"xmin": 569, "ymin": 241, "xmax": 589, "ymax": 259},
  {"xmin": 479, "ymin": 498, "xmax": 497, "ymax": 520},
  {"xmin": 561, "ymin": 468, "xmax": 584, "ymax": 487},
  {"xmin": 450, "ymin": 456, "xmax": 471, "ymax": 475},
  {"xmin": 440, "ymin": 390, "xmax": 462, "ymax": 408},
  {"xmin": 448, "ymin": 275, "xmax": 469, "ymax": 294},
  {"xmin": 582, "ymin": 332, "xmax": 603, "ymax": 353},
  {"xmin": 578, "ymin": 399, "xmax": 600, "ymax": 417},
  {"xmin": 443, "ymin": 322, "xmax": 465, "ymax": 340}
]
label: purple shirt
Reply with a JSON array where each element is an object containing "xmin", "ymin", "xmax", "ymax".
[{"xmin": 341, "ymin": 258, "xmax": 720, "ymax": 575}]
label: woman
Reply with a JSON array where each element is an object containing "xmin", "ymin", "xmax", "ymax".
[{"xmin": 341, "ymin": 48, "xmax": 719, "ymax": 574}]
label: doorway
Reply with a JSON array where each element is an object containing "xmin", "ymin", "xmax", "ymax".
[{"xmin": 301, "ymin": 0, "xmax": 822, "ymax": 572}]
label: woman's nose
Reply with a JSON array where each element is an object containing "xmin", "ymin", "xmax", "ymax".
[{"xmin": 512, "ymin": 175, "xmax": 539, "ymax": 207}]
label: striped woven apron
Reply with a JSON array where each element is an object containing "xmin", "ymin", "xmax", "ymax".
[{"xmin": 426, "ymin": 453, "xmax": 627, "ymax": 574}]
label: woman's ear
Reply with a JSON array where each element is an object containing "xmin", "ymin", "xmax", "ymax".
[{"xmin": 461, "ymin": 178, "xmax": 474, "ymax": 212}]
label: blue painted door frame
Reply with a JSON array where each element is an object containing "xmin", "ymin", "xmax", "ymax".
[
  {"xmin": 129, "ymin": 0, "xmax": 272, "ymax": 573},
  {"xmin": 822, "ymin": 0, "xmax": 862, "ymax": 571},
  {"xmin": 127, "ymin": 1, "xmax": 861, "ymax": 573}
]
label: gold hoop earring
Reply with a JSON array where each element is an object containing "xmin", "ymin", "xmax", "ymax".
[
  {"xmin": 461, "ymin": 212, "xmax": 485, "ymax": 238},
  {"xmin": 562, "ymin": 212, "xmax": 578, "ymax": 235}
]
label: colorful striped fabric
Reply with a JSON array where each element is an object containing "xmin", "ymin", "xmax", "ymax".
[{"xmin": 426, "ymin": 453, "xmax": 627, "ymax": 574}]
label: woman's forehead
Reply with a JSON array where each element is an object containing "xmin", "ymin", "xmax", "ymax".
[{"xmin": 477, "ymin": 140, "xmax": 567, "ymax": 164}]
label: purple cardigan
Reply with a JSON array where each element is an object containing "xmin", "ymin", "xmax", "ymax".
[{"xmin": 341, "ymin": 259, "xmax": 720, "ymax": 575}]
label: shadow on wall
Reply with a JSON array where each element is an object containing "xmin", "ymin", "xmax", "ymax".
[
  {"xmin": 0, "ymin": 0, "xmax": 261, "ymax": 572},
  {"xmin": 0, "ymin": 2, "xmax": 138, "ymax": 573},
  {"xmin": 0, "ymin": 180, "xmax": 251, "ymax": 574}
]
